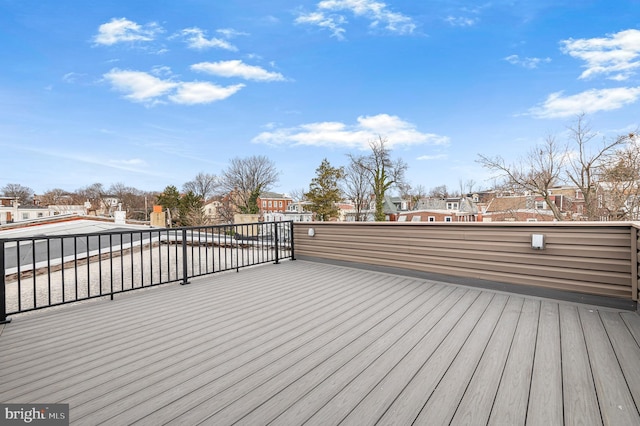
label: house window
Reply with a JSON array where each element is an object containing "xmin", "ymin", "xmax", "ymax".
[
  {"xmin": 279, "ymin": 201, "xmax": 283, "ymax": 207},
  {"xmin": 445, "ymin": 216, "xmax": 452, "ymax": 222},
  {"xmin": 262, "ymin": 201, "xmax": 266, "ymax": 207},
  {"xmin": 268, "ymin": 201, "xmax": 272, "ymax": 207},
  {"xmin": 535, "ymin": 201, "xmax": 545, "ymax": 209},
  {"xmin": 22, "ymin": 213, "xmax": 29, "ymax": 220},
  {"xmin": 411, "ymin": 216, "xmax": 421, "ymax": 222},
  {"xmin": 428, "ymin": 216, "xmax": 435, "ymax": 222},
  {"xmin": 446, "ymin": 202, "xmax": 458, "ymax": 210},
  {"xmin": 37, "ymin": 212, "xmax": 44, "ymax": 218}
]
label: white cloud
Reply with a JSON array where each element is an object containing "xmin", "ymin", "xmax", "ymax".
[
  {"xmin": 104, "ymin": 69, "xmax": 177, "ymax": 103},
  {"xmin": 176, "ymin": 27, "xmax": 237, "ymax": 51},
  {"xmin": 252, "ymin": 114, "xmax": 449, "ymax": 149},
  {"xmin": 417, "ymin": 154, "xmax": 448, "ymax": 160},
  {"xmin": 444, "ymin": 16, "xmax": 477, "ymax": 27},
  {"xmin": 103, "ymin": 69, "xmax": 244, "ymax": 105},
  {"xmin": 504, "ymin": 54, "xmax": 551, "ymax": 69},
  {"xmin": 561, "ymin": 29, "xmax": 640, "ymax": 81},
  {"xmin": 296, "ymin": 0, "xmax": 416, "ymax": 39},
  {"xmin": 169, "ymin": 82, "xmax": 245, "ymax": 104},
  {"xmin": 109, "ymin": 158, "xmax": 148, "ymax": 168},
  {"xmin": 296, "ymin": 12, "xmax": 347, "ymax": 39},
  {"xmin": 191, "ymin": 60, "xmax": 285, "ymax": 82},
  {"xmin": 62, "ymin": 72, "xmax": 86, "ymax": 83},
  {"xmin": 216, "ymin": 28, "xmax": 249, "ymax": 38},
  {"xmin": 94, "ymin": 18, "xmax": 162, "ymax": 46},
  {"xmin": 527, "ymin": 87, "xmax": 640, "ymax": 118}
]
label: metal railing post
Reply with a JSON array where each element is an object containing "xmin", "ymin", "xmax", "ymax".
[
  {"xmin": 290, "ymin": 221, "xmax": 296, "ymax": 260},
  {"xmin": 181, "ymin": 228, "xmax": 190, "ymax": 285},
  {"xmin": 0, "ymin": 240, "xmax": 11, "ymax": 324},
  {"xmin": 274, "ymin": 222, "xmax": 280, "ymax": 264}
]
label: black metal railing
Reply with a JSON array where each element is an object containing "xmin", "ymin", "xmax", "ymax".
[{"xmin": 0, "ymin": 221, "xmax": 294, "ymax": 322}]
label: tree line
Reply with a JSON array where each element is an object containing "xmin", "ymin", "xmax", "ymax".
[
  {"xmin": 4, "ymin": 114, "xmax": 638, "ymax": 224},
  {"xmin": 478, "ymin": 114, "xmax": 639, "ymax": 221}
]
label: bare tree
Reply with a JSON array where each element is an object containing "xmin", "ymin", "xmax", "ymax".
[
  {"xmin": 1, "ymin": 183, "xmax": 34, "ymax": 206},
  {"xmin": 408, "ymin": 184, "xmax": 427, "ymax": 210},
  {"xmin": 478, "ymin": 135, "xmax": 566, "ymax": 221},
  {"xmin": 288, "ymin": 188, "xmax": 307, "ymax": 202},
  {"xmin": 459, "ymin": 179, "xmax": 476, "ymax": 196},
  {"xmin": 220, "ymin": 155, "xmax": 279, "ymax": 215},
  {"xmin": 348, "ymin": 136, "xmax": 407, "ymax": 221},
  {"xmin": 39, "ymin": 188, "xmax": 73, "ymax": 206},
  {"xmin": 599, "ymin": 133, "xmax": 640, "ymax": 220},
  {"xmin": 565, "ymin": 114, "xmax": 632, "ymax": 220},
  {"xmin": 182, "ymin": 172, "xmax": 218, "ymax": 200},
  {"xmin": 74, "ymin": 183, "xmax": 107, "ymax": 213},
  {"xmin": 343, "ymin": 156, "xmax": 372, "ymax": 221},
  {"xmin": 428, "ymin": 185, "xmax": 450, "ymax": 199}
]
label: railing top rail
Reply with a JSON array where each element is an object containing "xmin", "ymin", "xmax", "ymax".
[
  {"xmin": 0, "ymin": 221, "xmax": 293, "ymax": 243},
  {"xmin": 297, "ymin": 221, "xmax": 640, "ymax": 228}
]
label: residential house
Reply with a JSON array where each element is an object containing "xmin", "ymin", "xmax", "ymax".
[
  {"xmin": 480, "ymin": 195, "xmax": 557, "ymax": 222},
  {"xmin": 399, "ymin": 197, "xmax": 478, "ymax": 222},
  {"xmin": 203, "ymin": 198, "xmax": 224, "ymax": 224},
  {"xmin": 258, "ymin": 192, "xmax": 293, "ymax": 215}
]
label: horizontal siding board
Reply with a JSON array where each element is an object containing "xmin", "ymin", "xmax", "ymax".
[
  {"xmin": 299, "ymin": 241, "xmax": 629, "ymax": 272},
  {"xmin": 295, "ymin": 252, "xmax": 631, "ymax": 298},
  {"xmin": 294, "ymin": 223, "xmax": 635, "ymax": 300},
  {"xmin": 296, "ymin": 244, "xmax": 630, "ymax": 285}
]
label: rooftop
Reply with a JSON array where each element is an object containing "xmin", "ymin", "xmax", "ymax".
[{"xmin": 1, "ymin": 259, "xmax": 639, "ymax": 425}]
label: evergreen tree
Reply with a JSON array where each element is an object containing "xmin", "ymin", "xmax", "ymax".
[
  {"xmin": 156, "ymin": 185, "xmax": 181, "ymax": 226},
  {"xmin": 178, "ymin": 191, "xmax": 205, "ymax": 226},
  {"xmin": 305, "ymin": 159, "xmax": 345, "ymax": 221}
]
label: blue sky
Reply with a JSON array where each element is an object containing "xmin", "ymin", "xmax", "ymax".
[{"xmin": 1, "ymin": 0, "xmax": 639, "ymax": 196}]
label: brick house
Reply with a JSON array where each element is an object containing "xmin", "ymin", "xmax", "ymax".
[{"xmin": 258, "ymin": 192, "xmax": 293, "ymax": 215}]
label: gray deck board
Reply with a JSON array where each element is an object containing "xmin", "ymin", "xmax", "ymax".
[
  {"xmin": 1, "ymin": 260, "xmax": 639, "ymax": 425},
  {"xmin": 559, "ymin": 305, "xmax": 602, "ymax": 426},
  {"xmin": 450, "ymin": 296, "xmax": 523, "ymax": 425},
  {"xmin": 527, "ymin": 301, "xmax": 563, "ymax": 425},
  {"xmin": 488, "ymin": 298, "xmax": 539, "ymax": 426},
  {"xmin": 580, "ymin": 307, "xmax": 640, "ymax": 425}
]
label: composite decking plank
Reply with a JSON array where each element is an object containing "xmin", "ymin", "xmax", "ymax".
[
  {"xmin": 488, "ymin": 298, "xmax": 540, "ymax": 426},
  {"xmin": 1, "ymin": 260, "xmax": 639, "ymax": 426},
  {"xmin": 374, "ymin": 291, "xmax": 495, "ymax": 426},
  {"xmin": 559, "ymin": 304, "xmax": 602, "ymax": 426},
  {"xmin": 69, "ymin": 272, "xmax": 415, "ymax": 423},
  {"xmin": 1, "ymin": 266, "xmax": 354, "ymax": 400},
  {"xmin": 3, "ymin": 260, "xmax": 328, "ymax": 344},
  {"xmin": 82, "ymin": 276, "xmax": 429, "ymax": 424},
  {"xmin": 527, "ymin": 301, "xmax": 563, "ymax": 426},
  {"xmin": 1, "ymin": 266, "xmax": 283, "ymax": 342},
  {"xmin": 207, "ymin": 282, "xmax": 465, "ymax": 424},
  {"xmin": 149, "ymin": 280, "xmax": 444, "ymax": 426},
  {"xmin": 621, "ymin": 311, "xmax": 640, "ymax": 346},
  {"xmin": 449, "ymin": 296, "xmax": 524, "ymax": 425},
  {"xmin": 0, "ymin": 276, "xmax": 319, "ymax": 383},
  {"xmin": 0, "ymin": 262, "xmax": 326, "ymax": 357},
  {"xmin": 411, "ymin": 294, "xmax": 509, "ymax": 426},
  {"xmin": 241, "ymin": 287, "xmax": 471, "ymax": 426},
  {"xmin": 298, "ymin": 289, "xmax": 480, "ymax": 426},
  {"xmin": 600, "ymin": 311, "xmax": 640, "ymax": 412},
  {"xmin": 0, "ymin": 268, "xmax": 302, "ymax": 364},
  {"xmin": 17, "ymin": 270, "xmax": 393, "ymax": 406},
  {"xmin": 580, "ymin": 307, "xmax": 640, "ymax": 425}
]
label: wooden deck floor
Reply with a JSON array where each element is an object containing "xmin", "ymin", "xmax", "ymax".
[{"xmin": 1, "ymin": 260, "xmax": 639, "ymax": 425}]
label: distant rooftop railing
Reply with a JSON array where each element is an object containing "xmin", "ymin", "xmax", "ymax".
[{"xmin": 1, "ymin": 221, "xmax": 294, "ymax": 322}]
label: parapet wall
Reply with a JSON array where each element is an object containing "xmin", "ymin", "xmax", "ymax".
[{"xmin": 293, "ymin": 221, "xmax": 639, "ymax": 304}]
